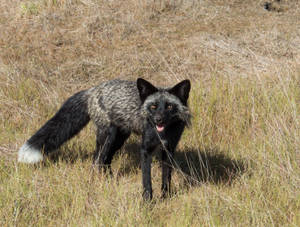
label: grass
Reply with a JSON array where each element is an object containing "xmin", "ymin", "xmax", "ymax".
[{"xmin": 0, "ymin": 0, "xmax": 299, "ymax": 226}]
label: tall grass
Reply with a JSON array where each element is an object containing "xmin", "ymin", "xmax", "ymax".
[{"xmin": 1, "ymin": 71, "xmax": 298, "ymax": 226}]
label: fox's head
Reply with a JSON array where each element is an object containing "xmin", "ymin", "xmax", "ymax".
[{"xmin": 137, "ymin": 78, "xmax": 191, "ymax": 132}]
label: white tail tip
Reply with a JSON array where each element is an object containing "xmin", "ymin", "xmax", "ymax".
[{"xmin": 18, "ymin": 142, "xmax": 43, "ymax": 163}]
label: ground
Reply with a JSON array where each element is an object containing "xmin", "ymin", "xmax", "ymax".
[{"xmin": 0, "ymin": 0, "xmax": 299, "ymax": 226}]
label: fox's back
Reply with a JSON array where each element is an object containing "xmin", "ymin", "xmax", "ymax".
[{"xmin": 87, "ymin": 80, "xmax": 143, "ymax": 133}]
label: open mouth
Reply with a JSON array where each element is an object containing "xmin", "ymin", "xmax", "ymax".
[{"xmin": 156, "ymin": 124, "xmax": 165, "ymax": 132}]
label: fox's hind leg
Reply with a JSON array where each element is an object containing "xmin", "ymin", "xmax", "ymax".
[{"xmin": 93, "ymin": 124, "xmax": 130, "ymax": 173}]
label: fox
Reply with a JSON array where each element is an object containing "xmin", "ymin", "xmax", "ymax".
[{"xmin": 18, "ymin": 78, "xmax": 191, "ymax": 200}]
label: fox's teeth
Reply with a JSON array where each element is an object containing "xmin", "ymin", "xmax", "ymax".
[{"xmin": 156, "ymin": 125, "xmax": 164, "ymax": 132}]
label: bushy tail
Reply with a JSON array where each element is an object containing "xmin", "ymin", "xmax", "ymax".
[{"xmin": 18, "ymin": 90, "xmax": 91, "ymax": 163}]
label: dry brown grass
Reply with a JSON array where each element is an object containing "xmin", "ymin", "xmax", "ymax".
[{"xmin": 0, "ymin": 0, "xmax": 299, "ymax": 226}]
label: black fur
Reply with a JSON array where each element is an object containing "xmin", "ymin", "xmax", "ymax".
[
  {"xmin": 139, "ymin": 79, "xmax": 189, "ymax": 199},
  {"xmin": 141, "ymin": 120, "xmax": 186, "ymax": 200},
  {"xmin": 168, "ymin": 80, "xmax": 191, "ymax": 106},
  {"xmin": 94, "ymin": 79, "xmax": 191, "ymax": 200}
]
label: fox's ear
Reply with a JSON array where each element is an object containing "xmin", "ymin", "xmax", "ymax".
[
  {"xmin": 137, "ymin": 78, "xmax": 158, "ymax": 103},
  {"xmin": 169, "ymin": 80, "xmax": 191, "ymax": 105}
]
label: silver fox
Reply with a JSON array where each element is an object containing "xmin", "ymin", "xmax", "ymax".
[{"xmin": 18, "ymin": 78, "xmax": 191, "ymax": 199}]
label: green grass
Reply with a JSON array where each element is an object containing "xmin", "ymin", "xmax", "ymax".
[{"xmin": 0, "ymin": 0, "xmax": 299, "ymax": 226}]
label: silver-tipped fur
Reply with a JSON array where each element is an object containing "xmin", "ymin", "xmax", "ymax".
[{"xmin": 18, "ymin": 142, "xmax": 43, "ymax": 163}]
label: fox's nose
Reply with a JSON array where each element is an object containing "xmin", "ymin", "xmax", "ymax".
[{"xmin": 154, "ymin": 115, "xmax": 163, "ymax": 124}]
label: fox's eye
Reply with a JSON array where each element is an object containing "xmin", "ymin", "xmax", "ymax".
[
  {"xmin": 150, "ymin": 105, "xmax": 157, "ymax": 110},
  {"xmin": 167, "ymin": 104, "xmax": 173, "ymax": 110}
]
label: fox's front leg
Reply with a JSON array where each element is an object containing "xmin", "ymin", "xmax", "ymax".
[
  {"xmin": 141, "ymin": 126, "xmax": 159, "ymax": 201},
  {"xmin": 161, "ymin": 122, "xmax": 185, "ymax": 198},
  {"xmin": 161, "ymin": 147, "xmax": 174, "ymax": 198},
  {"xmin": 141, "ymin": 144, "xmax": 153, "ymax": 200}
]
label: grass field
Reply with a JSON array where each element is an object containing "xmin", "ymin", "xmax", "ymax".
[{"xmin": 0, "ymin": 0, "xmax": 299, "ymax": 226}]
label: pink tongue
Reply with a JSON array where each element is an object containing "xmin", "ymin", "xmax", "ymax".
[{"xmin": 156, "ymin": 125, "xmax": 164, "ymax": 132}]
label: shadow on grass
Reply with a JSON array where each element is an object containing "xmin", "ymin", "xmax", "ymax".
[
  {"xmin": 173, "ymin": 148, "xmax": 246, "ymax": 186},
  {"xmin": 45, "ymin": 145, "xmax": 91, "ymax": 165},
  {"xmin": 46, "ymin": 142, "xmax": 246, "ymax": 186},
  {"xmin": 117, "ymin": 143, "xmax": 246, "ymax": 186}
]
